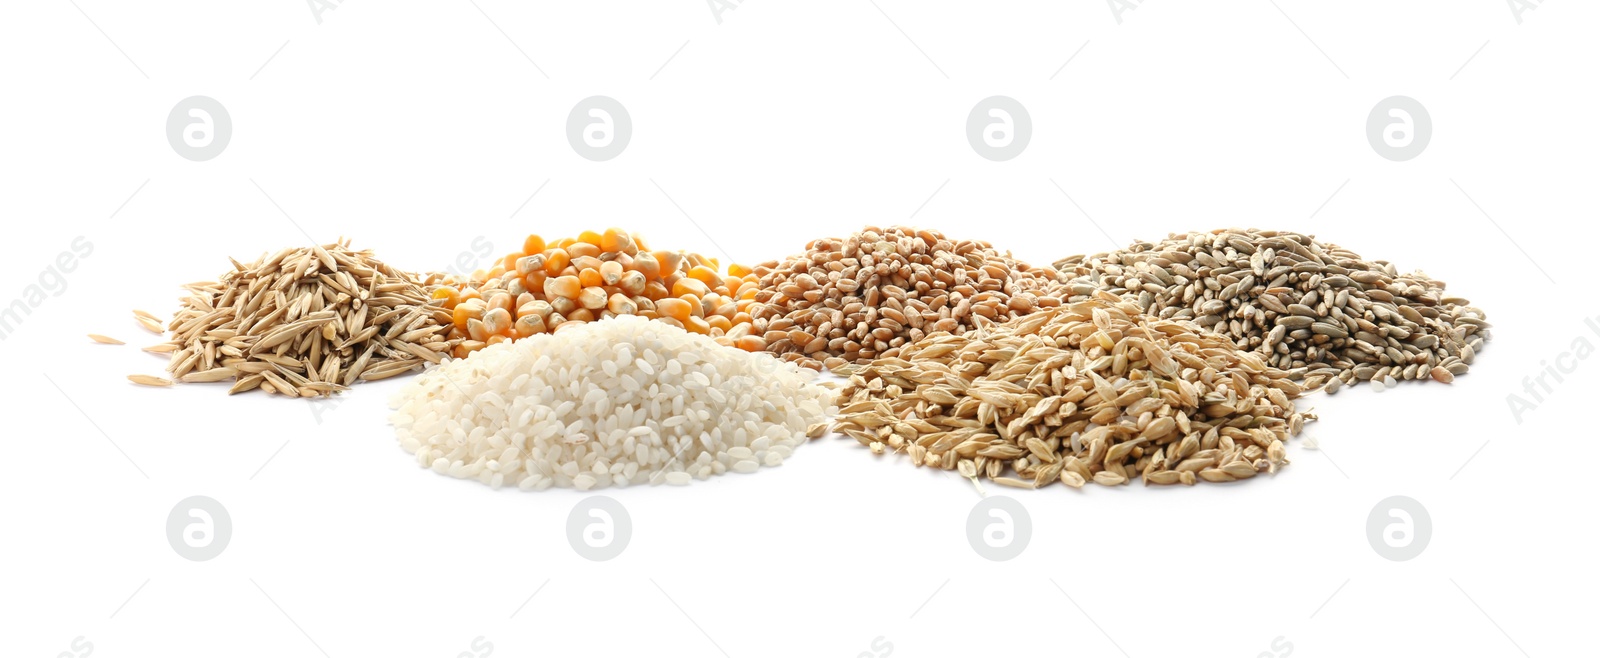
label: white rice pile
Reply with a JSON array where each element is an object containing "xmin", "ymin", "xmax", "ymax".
[{"xmin": 389, "ymin": 315, "xmax": 834, "ymax": 490}]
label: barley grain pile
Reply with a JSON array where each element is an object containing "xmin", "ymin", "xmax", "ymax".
[
  {"xmin": 389, "ymin": 315, "xmax": 834, "ymax": 490},
  {"xmin": 833, "ymin": 294, "xmax": 1310, "ymax": 488},
  {"xmin": 137, "ymin": 241, "xmax": 458, "ymax": 395},
  {"xmin": 1054, "ymin": 229, "xmax": 1490, "ymax": 392},
  {"xmin": 750, "ymin": 226, "xmax": 1060, "ymax": 371}
]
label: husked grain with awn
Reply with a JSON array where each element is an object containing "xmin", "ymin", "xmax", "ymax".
[
  {"xmin": 133, "ymin": 240, "xmax": 459, "ymax": 396},
  {"xmin": 833, "ymin": 294, "xmax": 1312, "ymax": 489}
]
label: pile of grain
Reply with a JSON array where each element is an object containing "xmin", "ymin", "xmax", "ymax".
[
  {"xmin": 432, "ymin": 228, "xmax": 766, "ymax": 357},
  {"xmin": 1053, "ymin": 229, "xmax": 1490, "ymax": 392},
  {"xmin": 136, "ymin": 240, "xmax": 458, "ymax": 395},
  {"xmin": 833, "ymin": 294, "xmax": 1310, "ymax": 488},
  {"xmin": 389, "ymin": 315, "xmax": 834, "ymax": 490},
  {"xmin": 750, "ymin": 226, "xmax": 1059, "ymax": 371}
]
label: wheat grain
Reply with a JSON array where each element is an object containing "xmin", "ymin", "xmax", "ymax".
[{"xmin": 833, "ymin": 294, "xmax": 1311, "ymax": 489}]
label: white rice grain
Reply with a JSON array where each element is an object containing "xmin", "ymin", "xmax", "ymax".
[{"xmin": 390, "ymin": 315, "xmax": 833, "ymax": 490}]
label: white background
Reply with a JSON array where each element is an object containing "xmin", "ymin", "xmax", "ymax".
[{"xmin": 1, "ymin": 1, "xmax": 1594, "ymax": 657}]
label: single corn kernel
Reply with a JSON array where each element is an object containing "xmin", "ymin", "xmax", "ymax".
[
  {"xmin": 550, "ymin": 296, "xmax": 577, "ymax": 315},
  {"xmin": 514, "ymin": 314, "xmax": 547, "ymax": 337},
  {"xmin": 632, "ymin": 254, "xmax": 661, "ymax": 280},
  {"xmin": 482, "ymin": 307, "xmax": 512, "ymax": 335},
  {"xmin": 545, "ymin": 275, "xmax": 581, "ymax": 299},
  {"xmin": 601, "ymin": 228, "xmax": 631, "ymax": 252},
  {"xmin": 431, "ymin": 286, "xmax": 460, "ymax": 307},
  {"xmin": 487, "ymin": 292, "xmax": 514, "ymax": 313},
  {"xmin": 578, "ymin": 286, "xmax": 608, "ymax": 310},
  {"xmin": 516, "ymin": 254, "xmax": 545, "ymax": 276},
  {"xmin": 467, "ymin": 318, "xmax": 490, "ymax": 342},
  {"xmin": 728, "ymin": 263, "xmax": 753, "ymax": 278},
  {"xmin": 578, "ymin": 268, "xmax": 604, "ymax": 288},
  {"xmin": 735, "ymin": 335, "xmax": 766, "ymax": 352},
  {"xmin": 517, "ymin": 299, "xmax": 553, "ymax": 319},
  {"xmin": 654, "ymin": 250, "xmax": 683, "ymax": 275},
  {"xmin": 707, "ymin": 315, "xmax": 732, "ymax": 332},
  {"xmin": 643, "ymin": 281, "xmax": 670, "ymax": 300},
  {"xmin": 567, "ymin": 308, "xmax": 596, "ymax": 322},
  {"xmin": 486, "ymin": 335, "xmax": 510, "ymax": 346},
  {"xmin": 523, "ymin": 234, "xmax": 546, "ymax": 256},
  {"xmin": 655, "ymin": 298, "xmax": 692, "ymax": 323},
  {"xmin": 578, "ymin": 230, "xmax": 604, "ymax": 246},
  {"xmin": 618, "ymin": 270, "xmax": 647, "ymax": 295},
  {"xmin": 685, "ymin": 316, "xmax": 711, "ymax": 335},
  {"xmin": 568, "ymin": 242, "xmax": 600, "ymax": 259},
  {"xmin": 543, "ymin": 249, "xmax": 571, "ymax": 275},
  {"xmin": 607, "ymin": 293, "xmax": 637, "ymax": 315},
  {"xmin": 599, "ymin": 260, "xmax": 624, "ymax": 286},
  {"xmin": 687, "ymin": 265, "xmax": 720, "ymax": 287},
  {"xmin": 672, "ymin": 277, "xmax": 710, "ymax": 298}
]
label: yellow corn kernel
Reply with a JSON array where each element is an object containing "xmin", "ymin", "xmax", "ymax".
[
  {"xmin": 607, "ymin": 293, "xmax": 637, "ymax": 315},
  {"xmin": 545, "ymin": 275, "xmax": 581, "ymax": 299},
  {"xmin": 523, "ymin": 234, "xmax": 546, "ymax": 256},
  {"xmin": 578, "ymin": 286, "xmax": 608, "ymax": 310}
]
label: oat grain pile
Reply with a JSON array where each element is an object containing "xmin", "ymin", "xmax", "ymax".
[
  {"xmin": 833, "ymin": 294, "xmax": 1310, "ymax": 488},
  {"xmin": 138, "ymin": 240, "xmax": 459, "ymax": 395},
  {"xmin": 1054, "ymin": 229, "xmax": 1490, "ymax": 392},
  {"xmin": 750, "ymin": 226, "xmax": 1060, "ymax": 371}
]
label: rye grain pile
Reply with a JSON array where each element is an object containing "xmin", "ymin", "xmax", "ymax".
[
  {"xmin": 833, "ymin": 294, "xmax": 1310, "ymax": 488},
  {"xmin": 1054, "ymin": 229, "xmax": 1490, "ymax": 392},
  {"xmin": 136, "ymin": 241, "xmax": 457, "ymax": 395},
  {"xmin": 389, "ymin": 316, "xmax": 834, "ymax": 490},
  {"xmin": 750, "ymin": 226, "xmax": 1059, "ymax": 371}
]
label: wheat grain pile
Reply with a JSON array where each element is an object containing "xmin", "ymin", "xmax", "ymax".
[{"xmin": 833, "ymin": 294, "xmax": 1311, "ymax": 488}]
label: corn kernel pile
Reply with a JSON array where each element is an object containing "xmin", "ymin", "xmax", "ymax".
[{"xmin": 431, "ymin": 229, "xmax": 765, "ymax": 358}]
